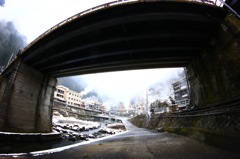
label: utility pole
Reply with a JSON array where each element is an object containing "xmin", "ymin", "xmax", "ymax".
[{"xmin": 146, "ymin": 88, "xmax": 148, "ymax": 117}]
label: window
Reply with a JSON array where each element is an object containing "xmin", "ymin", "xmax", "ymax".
[
  {"xmin": 57, "ymin": 94, "xmax": 63, "ymax": 98},
  {"xmin": 57, "ymin": 89, "xmax": 64, "ymax": 94}
]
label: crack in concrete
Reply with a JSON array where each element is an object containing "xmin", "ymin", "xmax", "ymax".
[{"xmin": 146, "ymin": 143, "xmax": 155, "ymax": 159}]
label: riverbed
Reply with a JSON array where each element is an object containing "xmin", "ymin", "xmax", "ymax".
[{"xmin": 0, "ymin": 115, "xmax": 126, "ymax": 154}]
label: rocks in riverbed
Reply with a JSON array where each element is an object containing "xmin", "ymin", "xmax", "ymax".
[
  {"xmin": 156, "ymin": 127, "xmax": 164, "ymax": 132},
  {"xmin": 106, "ymin": 123, "xmax": 126, "ymax": 130},
  {"xmin": 53, "ymin": 121, "xmax": 125, "ymax": 142},
  {"xmin": 53, "ymin": 123, "xmax": 100, "ymax": 132},
  {"xmin": 68, "ymin": 135, "xmax": 78, "ymax": 142}
]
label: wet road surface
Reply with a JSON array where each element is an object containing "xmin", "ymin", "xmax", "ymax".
[{"xmin": 1, "ymin": 118, "xmax": 239, "ymax": 159}]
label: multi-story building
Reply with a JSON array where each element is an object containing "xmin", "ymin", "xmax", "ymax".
[
  {"xmin": 54, "ymin": 85, "xmax": 84, "ymax": 107},
  {"xmin": 82, "ymin": 99, "xmax": 104, "ymax": 112},
  {"xmin": 132, "ymin": 97, "xmax": 146, "ymax": 115},
  {"xmin": 126, "ymin": 104, "xmax": 135, "ymax": 116},
  {"xmin": 116, "ymin": 102, "xmax": 127, "ymax": 116},
  {"xmin": 172, "ymin": 78, "xmax": 190, "ymax": 110},
  {"xmin": 100, "ymin": 105, "xmax": 107, "ymax": 113},
  {"xmin": 54, "ymin": 85, "xmax": 107, "ymax": 112},
  {"xmin": 54, "ymin": 85, "xmax": 68, "ymax": 103}
]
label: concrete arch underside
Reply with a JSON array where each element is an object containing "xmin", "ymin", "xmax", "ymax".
[{"xmin": 0, "ymin": 1, "xmax": 239, "ymax": 133}]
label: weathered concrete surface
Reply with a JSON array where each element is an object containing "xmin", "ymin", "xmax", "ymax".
[
  {"xmin": 187, "ymin": 15, "xmax": 240, "ymax": 107},
  {"xmin": 36, "ymin": 76, "xmax": 57, "ymax": 132},
  {"xmin": 0, "ymin": 60, "xmax": 57, "ymax": 133},
  {"xmin": 0, "ymin": 2, "xmax": 237, "ymax": 135},
  {"xmin": 129, "ymin": 113, "xmax": 240, "ymax": 154},
  {"xmin": 0, "ymin": 131, "xmax": 60, "ymax": 142},
  {"xmin": 53, "ymin": 101, "xmax": 103, "ymax": 118},
  {"xmin": 0, "ymin": 74, "xmax": 9, "ymax": 128},
  {"xmin": 2, "ymin": 118, "xmax": 239, "ymax": 159}
]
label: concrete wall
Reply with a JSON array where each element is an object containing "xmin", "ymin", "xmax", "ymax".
[
  {"xmin": 0, "ymin": 75, "xmax": 8, "ymax": 102},
  {"xmin": 53, "ymin": 101, "xmax": 102, "ymax": 118},
  {"xmin": 129, "ymin": 113, "xmax": 240, "ymax": 153},
  {"xmin": 187, "ymin": 15, "xmax": 240, "ymax": 107},
  {"xmin": 35, "ymin": 76, "xmax": 57, "ymax": 132},
  {"xmin": 0, "ymin": 60, "xmax": 57, "ymax": 133},
  {"xmin": 0, "ymin": 74, "xmax": 9, "ymax": 128}
]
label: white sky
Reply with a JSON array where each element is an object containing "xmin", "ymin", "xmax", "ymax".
[
  {"xmin": 0, "ymin": 0, "xmax": 114, "ymax": 43},
  {"xmin": 79, "ymin": 68, "xmax": 183, "ymax": 106},
  {"xmin": 0, "ymin": 0, "xmax": 184, "ymax": 107}
]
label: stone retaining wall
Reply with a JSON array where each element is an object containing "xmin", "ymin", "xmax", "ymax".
[
  {"xmin": 129, "ymin": 112, "xmax": 240, "ymax": 153},
  {"xmin": 187, "ymin": 14, "xmax": 240, "ymax": 107}
]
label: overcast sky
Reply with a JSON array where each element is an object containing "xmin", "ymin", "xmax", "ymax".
[
  {"xmin": 0, "ymin": 0, "xmax": 184, "ymax": 107},
  {"xmin": 0, "ymin": 0, "xmax": 116, "ymax": 43},
  {"xmin": 80, "ymin": 68, "xmax": 184, "ymax": 104}
]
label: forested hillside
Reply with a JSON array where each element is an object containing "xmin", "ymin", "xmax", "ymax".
[{"xmin": 0, "ymin": 21, "xmax": 26, "ymax": 67}]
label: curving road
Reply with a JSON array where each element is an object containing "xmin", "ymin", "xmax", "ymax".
[{"xmin": 1, "ymin": 118, "xmax": 239, "ymax": 159}]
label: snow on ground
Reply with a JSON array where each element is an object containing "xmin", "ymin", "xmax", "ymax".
[
  {"xmin": 53, "ymin": 115, "xmax": 100, "ymax": 128},
  {"xmin": 52, "ymin": 111, "xmax": 126, "ymax": 143}
]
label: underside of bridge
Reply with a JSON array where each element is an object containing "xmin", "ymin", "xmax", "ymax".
[
  {"xmin": 20, "ymin": 1, "xmax": 226, "ymax": 77},
  {"xmin": 0, "ymin": 1, "xmax": 239, "ymax": 133}
]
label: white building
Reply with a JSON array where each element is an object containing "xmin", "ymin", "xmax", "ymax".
[
  {"xmin": 54, "ymin": 85, "xmax": 84, "ymax": 107},
  {"xmin": 172, "ymin": 78, "xmax": 190, "ymax": 110}
]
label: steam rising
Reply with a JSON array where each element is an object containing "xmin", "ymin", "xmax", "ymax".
[
  {"xmin": 0, "ymin": 21, "xmax": 26, "ymax": 67},
  {"xmin": 78, "ymin": 68, "xmax": 185, "ymax": 108}
]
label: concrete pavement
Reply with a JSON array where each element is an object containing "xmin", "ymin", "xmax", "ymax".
[{"xmin": 1, "ymin": 118, "xmax": 239, "ymax": 159}]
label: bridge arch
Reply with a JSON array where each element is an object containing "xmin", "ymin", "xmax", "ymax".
[
  {"xmin": 0, "ymin": 0, "xmax": 239, "ymax": 133},
  {"xmin": 19, "ymin": 0, "xmax": 226, "ymax": 77}
]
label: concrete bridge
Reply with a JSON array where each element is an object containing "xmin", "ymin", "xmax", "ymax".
[{"xmin": 0, "ymin": 0, "xmax": 239, "ymax": 133}]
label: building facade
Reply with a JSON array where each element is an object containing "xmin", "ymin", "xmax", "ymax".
[
  {"xmin": 54, "ymin": 85, "xmax": 106, "ymax": 112},
  {"xmin": 172, "ymin": 78, "xmax": 190, "ymax": 110},
  {"xmin": 54, "ymin": 85, "xmax": 84, "ymax": 107}
]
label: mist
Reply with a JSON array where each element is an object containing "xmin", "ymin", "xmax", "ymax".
[
  {"xmin": 0, "ymin": 0, "xmax": 5, "ymax": 7},
  {"xmin": 0, "ymin": 0, "xmax": 186, "ymax": 109},
  {"xmin": 77, "ymin": 68, "xmax": 185, "ymax": 108},
  {"xmin": 0, "ymin": 20, "xmax": 26, "ymax": 68},
  {"xmin": 0, "ymin": 0, "xmax": 118, "ymax": 43}
]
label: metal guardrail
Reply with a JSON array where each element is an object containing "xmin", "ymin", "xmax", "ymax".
[
  {"xmin": 4, "ymin": 0, "xmax": 236, "ymax": 71},
  {"xmin": 19, "ymin": 0, "xmax": 138, "ymax": 56},
  {"xmin": 19, "ymin": 0, "xmax": 235, "ymax": 56},
  {"xmin": 4, "ymin": 0, "xmax": 138, "ymax": 72},
  {"xmin": 158, "ymin": 98, "xmax": 240, "ymax": 133},
  {"xmin": 193, "ymin": 0, "xmax": 239, "ymax": 19},
  {"xmin": 163, "ymin": 109, "xmax": 240, "ymax": 118},
  {"xmin": 219, "ymin": 0, "xmax": 240, "ymax": 19}
]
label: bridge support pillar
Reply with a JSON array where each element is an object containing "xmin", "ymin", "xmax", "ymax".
[
  {"xmin": 187, "ymin": 15, "xmax": 240, "ymax": 107},
  {"xmin": 0, "ymin": 59, "xmax": 57, "ymax": 133}
]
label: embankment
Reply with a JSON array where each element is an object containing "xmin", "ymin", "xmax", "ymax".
[{"xmin": 129, "ymin": 111, "xmax": 240, "ymax": 154}]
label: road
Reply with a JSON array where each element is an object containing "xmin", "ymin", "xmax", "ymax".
[{"xmin": 1, "ymin": 118, "xmax": 239, "ymax": 159}]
